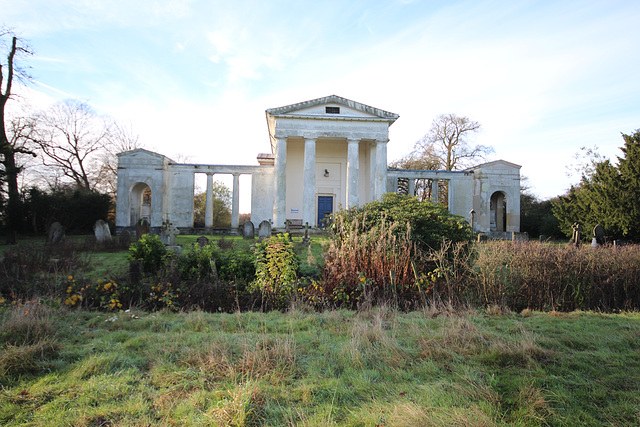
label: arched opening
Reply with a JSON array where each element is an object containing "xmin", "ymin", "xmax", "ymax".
[
  {"xmin": 130, "ymin": 182, "xmax": 151, "ymax": 226},
  {"xmin": 490, "ymin": 191, "xmax": 507, "ymax": 232}
]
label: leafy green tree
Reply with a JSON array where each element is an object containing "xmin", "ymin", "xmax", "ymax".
[
  {"xmin": 553, "ymin": 130, "xmax": 640, "ymax": 241},
  {"xmin": 520, "ymin": 192, "xmax": 561, "ymax": 238}
]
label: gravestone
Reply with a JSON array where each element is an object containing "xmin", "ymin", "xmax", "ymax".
[
  {"xmin": 119, "ymin": 230, "xmax": 131, "ymax": 248},
  {"xmin": 570, "ymin": 222, "xmax": 583, "ymax": 247},
  {"xmin": 161, "ymin": 222, "xmax": 179, "ymax": 246},
  {"xmin": 242, "ymin": 221, "xmax": 255, "ymax": 239},
  {"xmin": 593, "ymin": 224, "xmax": 605, "ymax": 246},
  {"xmin": 94, "ymin": 219, "xmax": 112, "ymax": 244},
  {"xmin": 302, "ymin": 222, "xmax": 311, "ymax": 245},
  {"xmin": 258, "ymin": 220, "xmax": 272, "ymax": 241},
  {"xmin": 136, "ymin": 218, "xmax": 149, "ymax": 239},
  {"xmin": 196, "ymin": 235, "xmax": 209, "ymax": 247},
  {"xmin": 47, "ymin": 222, "xmax": 65, "ymax": 245}
]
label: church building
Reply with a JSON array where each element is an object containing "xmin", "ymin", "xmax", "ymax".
[{"xmin": 115, "ymin": 95, "xmax": 521, "ymax": 237}]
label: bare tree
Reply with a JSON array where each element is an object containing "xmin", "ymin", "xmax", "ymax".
[
  {"xmin": 95, "ymin": 121, "xmax": 141, "ymax": 194},
  {"xmin": 413, "ymin": 113, "xmax": 492, "ymax": 171},
  {"xmin": 1, "ymin": 28, "xmax": 32, "ymax": 236},
  {"xmin": 34, "ymin": 99, "xmax": 112, "ymax": 190}
]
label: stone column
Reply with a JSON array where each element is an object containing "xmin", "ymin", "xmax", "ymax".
[
  {"xmin": 347, "ymin": 138, "xmax": 359, "ymax": 208},
  {"xmin": 408, "ymin": 179, "xmax": 415, "ymax": 197},
  {"xmin": 447, "ymin": 180, "xmax": 454, "ymax": 211},
  {"xmin": 374, "ymin": 139, "xmax": 388, "ymax": 200},
  {"xmin": 303, "ymin": 137, "xmax": 316, "ymax": 226},
  {"xmin": 273, "ymin": 137, "xmax": 287, "ymax": 228},
  {"xmin": 231, "ymin": 173, "xmax": 240, "ymax": 229},
  {"xmin": 432, "ymin": 179, "xmax": 439, "ymax": 202},
  {"xmin": 205, "ymin": 173, "xmax": 214, "ymax": 228},
  {"xmin": 369, "ymin": 141, "xmax": 377, "ymax": 203}
]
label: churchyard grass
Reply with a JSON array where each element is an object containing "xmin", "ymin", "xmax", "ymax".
[{"xmin": 1, "ymin": 304, "xmax": 639, "ymax": 426}]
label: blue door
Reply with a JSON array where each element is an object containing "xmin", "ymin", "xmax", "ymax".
[{"xmin": 317, "ymin": 196, "xmax": 333, "ymax": 228}]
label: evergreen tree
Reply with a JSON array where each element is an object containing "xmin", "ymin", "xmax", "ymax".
[{"xmin": 553, "ymin": 130, "xmax": 640, "ymax": 241}]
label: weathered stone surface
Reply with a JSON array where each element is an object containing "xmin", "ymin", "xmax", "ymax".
[
  {"xmin": 243, "ymin": 221, "xmax": 255, "ymax": 239},
  {"xmin": 196, "ymin": 235, "xmax": 209, "ymax": 247},
  {"xmin": 94, "ymin": 219, "xmax": 112, "ymax": 244},
  {"xmin": 47, "ymin": 222, "xmax": 65, "ymax": 245},
  {"xmin": 258, "ymin": 220, "xmax": 271, "ymax": 241},
  {"xmin": 161, "ymin": 222, "xmax": 179, "ymax": 246}
]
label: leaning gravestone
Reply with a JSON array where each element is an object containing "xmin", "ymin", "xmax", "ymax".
[
  {"xmin": 119, "ymin": 229, "xmax": 131, "ymax": 248},
  {"xmin": 258, "ymin": 220, "xmax": 272, "ymax": 241},
  {"xmin": 242, "ymin": 221, "xmax": 255, "ymax": 239},
  {"xmin": 47, "ymin": 222, "xmax": 65, "ymax": 245},
  {"xmin": 196, "ymin": 235, "xmax": 209, "ymax": 247},
  {"xmin": 94, "ymin": 219, "xmax": 112, "ymax": 244}
]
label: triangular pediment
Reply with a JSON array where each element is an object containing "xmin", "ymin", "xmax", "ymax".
[
  {"xmin": 117, "ymin": 148, "xmax": 174, "ymax": 163},
  {"xmin": 470, "ymin": 159, "xmax": 522, "ymax": 170},
  {"xmin": 266, "ymin": 95, "xmax": 399, "ymax": 122}
]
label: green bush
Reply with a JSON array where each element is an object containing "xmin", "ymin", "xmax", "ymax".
[
  {"xmin": 328, "ymin": 193, "xmax": 473, "ymax": 253},
  {"xmin": 177, "ymin": 243, "xmax": 255, "ymax": 283},
  {"xmin": 250, "ymin": 234, "xmax": 298, "ymax": 309},
  {"xmin": 316, "ymin": 193, "xmax": 474, "ymax": 308},
  {"xmin": 128, "ymin": 234, "xmax": 168, "ymax": 273}
]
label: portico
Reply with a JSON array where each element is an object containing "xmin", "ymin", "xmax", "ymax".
[{"xmin": 265, "ymin": 95, "xmax": 398, "ymax": 228}]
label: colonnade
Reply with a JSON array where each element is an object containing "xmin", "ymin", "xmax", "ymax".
[{"xmin": 272, "ymin": 136, "xmax": 389, "ymax": 228}]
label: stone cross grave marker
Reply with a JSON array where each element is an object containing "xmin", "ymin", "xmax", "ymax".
[{"xmin": 570, "ymin": 222, "xmax": 583, "ymax": 247}]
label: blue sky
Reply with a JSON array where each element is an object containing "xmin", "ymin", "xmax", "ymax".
[{"xmin": 3, "ymin": 0, "xmax": 640, "ymax": 204}]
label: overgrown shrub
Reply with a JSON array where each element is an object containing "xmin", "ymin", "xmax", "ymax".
[
  {"xmin": 250, "ymin": 234, "xmax": 298, "ymax": 309},
  {"xmin": 177, "ymin": 243, "xmax": 255, "ymax": 283},
  {"xmin": 316, "ymin": 193, "xmax": 474, "ymax": 309},
  {"xmin": 128, "ymin": 234, "xmax": 169, "ymax": 273},
  {"xmin": 470, "ymin": 241, "xmax": 640, "ymax": 311},
  {"xmin": 329, "ymin": 193, "xmax": 473, "ymax": 253},
  {"xmin": 319, "ymin": 215, "xmax": 429, "ymax": 309}
]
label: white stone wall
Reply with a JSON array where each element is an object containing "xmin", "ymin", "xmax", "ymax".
[
  {"xmin": 471, "ymin": 160, "xmax": 521, "ymax": 233},
  {"xmin": 115, "ymin": 149, "xmax": 170, "ymax": 230},
  {"xmin": 167, "ymin": 169, "xmax": 195, "ymax": 228},
  {"xmin": 251, "ymin": 168, "xmax": 275, "ymax": 226}
]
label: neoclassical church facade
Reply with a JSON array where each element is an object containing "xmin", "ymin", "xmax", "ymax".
[{"xmin": 115, "ymin": 95, "xmax": 521, "ymax": 236}]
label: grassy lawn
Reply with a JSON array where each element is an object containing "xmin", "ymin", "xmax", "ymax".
[{"xmin": 1, "ymin": 305, "xmax": 639, "ymax": 426}]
